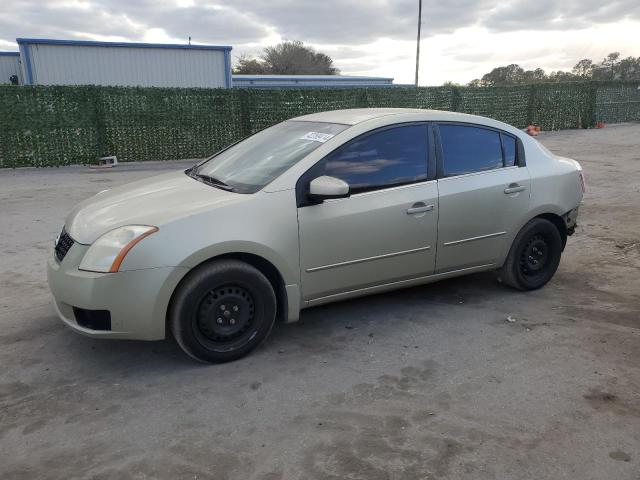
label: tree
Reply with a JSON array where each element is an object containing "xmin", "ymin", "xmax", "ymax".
[
  {"xmin": 572, "ymin": 59, "xmax": 594, "ymax": 78},
  {"xmin": 233, "ymin": 41, "xmax": 339, "ymax": 75},
  {"xmin": 617, "ymin": 56, "xmax": 640, "ymax": 80},
  {"xmin": 262, "ymin": 41, "xmax": 338, "ymax": 75},
  {"xmin": 522, "ymin": 68, "xmax": 547, "ymax": 84},
  {"xmin": 481, "ymin": 64, "xmax": 526, "ymax": 86},
  {"xmin": 233, "ymin": 55, "xmax": 267, "ymax": 74},
  {"xmin": 465, "ymin": 51, "xmax": 640, "ymax": 86},
  {"xmin": 548, "ymin": 70, "xmax": 577, "ymax": 82},
  {"xmin": 600, "ymin": 52, "xmax": 621, "ymax": 80}
]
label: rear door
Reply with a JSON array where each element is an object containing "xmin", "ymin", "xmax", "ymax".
[
  {"xmin": 435, "ymin": 123, "xmax": 530, "ymax": 272},
  {"xmin": 297, "ymin": 124, "xmax": 438, "ymax": 301}
]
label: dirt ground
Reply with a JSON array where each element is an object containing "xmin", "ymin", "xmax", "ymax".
[{"xmin": 0, "ymin": 124, "xmax": 638, "ymax": 480}]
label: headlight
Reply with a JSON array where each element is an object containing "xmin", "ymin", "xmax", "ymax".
[{"xmin": 79, "ymin": 225, "xmax": 158, "ymax": 273}]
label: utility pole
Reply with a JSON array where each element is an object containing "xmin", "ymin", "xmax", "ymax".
[{"xmin": 415, "ymin": 0, "xmax": 422, "ymax": 87}]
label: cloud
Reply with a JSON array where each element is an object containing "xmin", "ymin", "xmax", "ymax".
[
  {"xmin": 101, "ymin": 1, "xmax": 271, "ymax": 44},
  {"xmin": 0, "ymin": 0, "xmax": 142, "ymax": 43},
  {"xmin": 225, "ymin": 0, "xmax": 496, "ymax": 44},
  {"xmin": 483, "ymin": 0, "xmax": 640, "ymax": 32},
  {"xmin": 0, "ymin": 0, "xmax": 270, "ymax": 47},
  {"xmin": 1, "ymin": 0, "xmax": 639, "ymax": 85},
  {"xmin": 2, "ymin": 0, "xmax": 640, "ymax": 48},
  {"xmin": 416, "ymin": 20, "xmax": 640, "ymax": 85}
]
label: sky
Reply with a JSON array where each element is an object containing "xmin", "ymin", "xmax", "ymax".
[{"xmin": 1, "ymin": 0, "xmax": 639, "ymax": 85}]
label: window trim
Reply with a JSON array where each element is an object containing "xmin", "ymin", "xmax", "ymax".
[
  {"xmin": 434, "ymin": 121, "xmax": 526, "ymax": 179},
  {"xmin": 316, "ymin": 178, "xmax": 438, "ymax": 206},
  {"xmin": 437, "ymin": 165, "xmax": 520, "ymax": 183},
  {"xmin": 500, "ymin": 131, "xmax": 519, "ymax": 168},
  {"xmin": 296, "ymin": 122, "xmax": 434, "ymax": 207}
]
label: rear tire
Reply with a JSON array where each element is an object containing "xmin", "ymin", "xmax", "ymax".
[
  {"xmin": 170, "ymin": 260, "xmax": 276, "ymax": 363},
  {"xmin": 499, "ymin": 218, "xmax": 563, "ymax": 291}
]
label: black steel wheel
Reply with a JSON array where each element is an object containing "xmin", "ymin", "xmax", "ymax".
[
  {"xmin": 193, "ymin": 285, "xmax": 256, "ymax": 351},
  {"xmin": 170, "ymin": 260, "xmax": 276, "ymax": 363},
  {"xmin": 499, "ymin": 218, "xmax": 563, "ymax": 291},
  {"xmin": 519, "ymin": 234, "xmax": 550, "ymax": 277}
]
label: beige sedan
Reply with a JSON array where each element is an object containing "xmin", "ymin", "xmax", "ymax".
[{"xmin": 48, "ymin": 109, "xmax": 584, "ymax": 362}]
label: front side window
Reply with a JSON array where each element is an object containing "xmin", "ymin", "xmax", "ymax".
[
  {"xmin": 320, "ymin": 125, "xmax": 429, "ymax": 193},
  {"xmin": 193, "ymin": 120, "xmax": 348, "ymax": 193},
  {"xmin": 439, "ymin": 124, "xmax": 504, "ymax": 176}
]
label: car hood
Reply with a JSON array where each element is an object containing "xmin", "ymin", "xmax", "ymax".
[{"xmin": 66, "ymin": 170, "xmax": 244, "ymax": 244}]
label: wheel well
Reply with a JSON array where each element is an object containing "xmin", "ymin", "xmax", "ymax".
[
  {"xmin": 166, "ymin": 253, "xmax": 288, "ymax": 336},
  {"xmin": 217, "ymin": 253, "xmax": 287, "ymax": 322},
  {"xmin": 535, "ymin": 213, "xmax": 567, "ymax": 249}
]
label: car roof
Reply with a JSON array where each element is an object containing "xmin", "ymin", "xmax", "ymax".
[
  {"xmin": 290, "ymin": 108, "xmax": 524, "ymax": 137},
  {"xmin": 291, "ymin": 108, "xmax": 426, "ymax": 125},
  {"xmin": 291, "ymin": 108, "xmax": 491, "ymax": 126}
]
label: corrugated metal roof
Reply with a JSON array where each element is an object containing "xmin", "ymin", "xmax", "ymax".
[
  {"xmin": 233, "ymin": 75, "xmax": 393, "ymax": 81},
  {"xmin": 17, "ymin": 38, "xmax": 231, "ymax": 51},
  {"xmin": 232, "ymin": 74, "xmax": 397, "ymax": 89}
]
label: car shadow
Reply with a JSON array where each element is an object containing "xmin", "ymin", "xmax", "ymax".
[
  {"xmin": 270, "ymin": 271, "xmax": 508, "ymax": 338},
  {"xmin": 54, "ymin": 271, "xmax": 511, "ymax": 375}
]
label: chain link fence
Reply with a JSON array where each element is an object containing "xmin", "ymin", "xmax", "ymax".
[{"xmin": 1, "ymin": 81, "xmax": 638, "ymax": 168}]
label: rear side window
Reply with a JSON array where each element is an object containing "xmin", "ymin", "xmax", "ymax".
[
  {"xmin": 439, "ymin": 124, "xmax": 503, "ymax": 176},
  {"xmin": 322, "ymin": 125, "xmax": 428, "ymax": 192},
  {"xmin": 502, "ymin": 133, "xmax": 517, "ymax": 167}
]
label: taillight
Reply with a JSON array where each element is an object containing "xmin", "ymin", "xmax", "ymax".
[{"xmin": 578, "ymin": 171, "xmax": 586, "ymax": 193}]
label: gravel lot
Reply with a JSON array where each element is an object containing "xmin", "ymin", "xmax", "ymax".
[{"xmin": 1, "ymin": 124, "xmax": 639, "ymax": 479}]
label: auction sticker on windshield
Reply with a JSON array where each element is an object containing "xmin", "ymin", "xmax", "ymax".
[{"xmin": 300, "ymin": 132, "xmax": 335, "ymax": 143}]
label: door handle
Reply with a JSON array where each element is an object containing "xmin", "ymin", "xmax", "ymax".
[
  {"xmin": 406, "ymin": 203, "xmax": 434, "ymax": 214},
  {"xmin": 504, "ymin": 184, "xmax": 526, "ymax": 194}
]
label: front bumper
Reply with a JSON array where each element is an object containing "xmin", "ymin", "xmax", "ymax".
[{"xmin": 47, "ymin": 242, "xmax": 188, "ymax": 340}]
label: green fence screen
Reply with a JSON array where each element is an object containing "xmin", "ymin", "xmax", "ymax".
[{"xmin": 0, "ymin": 81, "xmax": 638, "ymax": 168}]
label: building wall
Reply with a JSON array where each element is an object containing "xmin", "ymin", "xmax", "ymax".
[
  {"xmin": 0, "ymin": 53, "xmax": 22, "ymax": 84},
  {"xmin": 232, "ymin": 75, "xmax": 397, "ymax": 88},
  {"xmin": 18, "ymin": 40, "xmax": 231, "ymax": 88}
]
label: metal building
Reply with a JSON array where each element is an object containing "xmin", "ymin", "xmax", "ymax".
[
  {"xmin": 232, "ymin": 75, "xmax": 402, "ymax": 88},
  {"xmin": 17, "ymin": 38, "xmax": 232, "ymax": 88},
  {"xmin": 0, "ymin": 52, "xmax": 22, "ymax": 84}
]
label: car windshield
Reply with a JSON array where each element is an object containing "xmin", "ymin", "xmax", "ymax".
[{"xmin": 190, "ymin": 120, "xmax": 349, "ymax": 193}]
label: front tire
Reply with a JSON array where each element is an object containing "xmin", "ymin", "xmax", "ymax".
[
  {"xmin": 170, "ymin": 260, "xmax": 277, "ymax": 363},
  {"xmin": 499, "ymin": 218, "xmax": 563, "ymax": 291}
]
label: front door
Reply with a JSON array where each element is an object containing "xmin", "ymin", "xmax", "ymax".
[
  {"xmin": 435, "ymin": 123, "xmax": 531, "ymax": 272},
  {"xmin": 297, "ymin": 124, "xmax": 438, "ymax": 301}
]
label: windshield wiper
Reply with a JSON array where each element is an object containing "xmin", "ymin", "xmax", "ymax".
[{"xmin": 186, "ymin": 169, "xmax": 234, "ymax": 191}]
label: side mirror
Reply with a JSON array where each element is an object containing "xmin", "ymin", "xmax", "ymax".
[{"xmin": 308, "ymin": 175, "xmax": 350, "ymax": 202}]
